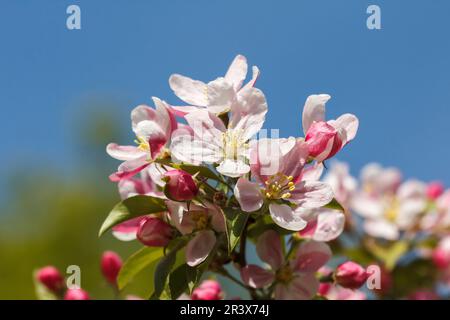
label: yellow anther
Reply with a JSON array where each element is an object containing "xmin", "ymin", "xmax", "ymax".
[{"xmin": 281, "ymin": 193, "xmax": 291, "ymax": 199}]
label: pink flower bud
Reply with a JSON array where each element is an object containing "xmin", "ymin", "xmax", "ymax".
[
  {"xmin": 191, "ymin": 280, "xmax": 223, "ymax": 300},
  {"xmin": 318, "ymin": 283, "xmax": 332, "ymax": 296},
  {"xmin": 64, "ymin": 288, "xmax": 90, "ymax": 300},
  {"xmin": 432, "ymin": 247, "xmax": 450, "ymax": 269},
  {"xmin": 305, "ymin": 121, "xmax": 343, "ymax": 162},
  {"xmin": 426, "ymin": 181, "xmax": 444, "ymax": 200},
  {"xmin": 137, "ymin": 216, "xmax": 173, "ymax": 247},
  {"xmin": 101, "ymin": 251, "xmax": 123, "ymax": 285},
  {"xmin": 163, "ymin": 169, "xmax": 198, "ymax": 201},
  {"xmin": 335, "ymin": 261, "xmax": 368, "ymax": 289},
  {"xmin": 408, "ymin": 290, "xmax": 438, "ymax": 300},
  {"xmin": 36, "ymin": 266, "xmax": 64, "ymax": 292}
]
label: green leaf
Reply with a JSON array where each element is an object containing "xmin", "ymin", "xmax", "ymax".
[
  {"xmin": 33, "ymin": 270, "xmax": 58, "ymax": 300},
  {"xmin": 117, "ymin": 247, "xmax": 164, "ymax": 290},
  {"xmin": 150, "ymin": 238, "xmax": 187, "ymax": 299},
  {"xmin": 324, "ymin": 198, "xmax": 346, "ymax": 212},
  {"xmin": 223, "ymin": 208, "xmax": 249, "ymax": 253},
  {"xmin": 169, "ymin": 264, "xmax": 199, "ymax": 299},
  {"xmin": 99, "ymin": 195, "xmax": 167, "ymax": 237}
]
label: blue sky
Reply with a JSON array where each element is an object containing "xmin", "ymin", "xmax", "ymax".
[{"xmin": 1, "ymin": 0, "xmax": 450, "ymax": 186}]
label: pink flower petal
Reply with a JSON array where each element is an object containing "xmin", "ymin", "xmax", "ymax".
[
  {"xmin": 186, "ymin": 230, "xmax": 216, "ymax": 267},
  {"xmin": 234, "ymin": 178, "xmax": 264, "ymax": 212},
  {"xmin": 240, "ymin": 265, "xmax": 275, "ymax": 289},
  {"xmin": 294, "ymin": 241, "xmax": 331, "ymax": 273},
  {"xmin": 269, "ymin": 203, "xmax": 308, "ymax": 231},
  {"xmin": 169, "ymin": 74, "xmax": 208, "ymax": 106},
  {"xmin": 256, "ymin": 230, "xmax": 284, "ymax": 270}
]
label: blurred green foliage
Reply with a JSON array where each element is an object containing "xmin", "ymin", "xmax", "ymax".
[{"xmin": 0, "ymin": 102, "xmax": 148, "ymax": 299}]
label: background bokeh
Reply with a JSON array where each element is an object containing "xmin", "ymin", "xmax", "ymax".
[{"xmin": 1, "ymin": 0, "xmax": 449, "ymax": 299}]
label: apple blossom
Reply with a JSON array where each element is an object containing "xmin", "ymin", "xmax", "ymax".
[
  {"xmin": 167, "ymin": 202, "xmax": 225, "ymax": 266},
  {"xmin": 100, "ymin": 251, "xmax": 122, "ymax": 285},
  {"xmin": 169, "ymin": 54, "xmax": 259, "ymax": 115},
  {"xmin": 36, "ymin": 266, "xmax": 64, "ymax": 293},
  {"xmin": 136, "ymin": 215, "xmax": 173, "ymax": 247},
  {"xmin": 171, "ymin": 86, "xmax": 267, "ymax": 177},
  {"xmin": 163, "ymin": 169, "xmax": 198, "ymax": 201},
  {"xmin": 107, "ymin": 97, "xmax": 177, "ymax": 182},
  {"xmin": 235, "ymin": 138, "xmax": 333, "ymax": 231},
  {"xmin": 302, "ymin": 94, "xmax": 359, "ymax": 162},
  {"xmin": 351, "ymin": 164, "xmax": 427, "ymax": 240},
  {"xmin": 241, "ymin": 230, "xmax": 331, "ymax": 299}
]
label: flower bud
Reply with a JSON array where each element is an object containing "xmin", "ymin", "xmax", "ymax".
[
  {"xmin": 101, "ymin": 251, "xmax": 123, "ymax": 285},
  {"xmin": 36, "ymin": 266, "xmax": 64, "ymax": 292},
  {"xmin": 426, "ymin": 181, "xmax": 444, "ymax": 200},
  {"xmin": 318, "ymin": 283, "xmax": 332, "ymax": 296},
  {"xmin": 191, "ymin": 280, "xmax": 223, "ymax": 300},
  {"xmin": 163, "ymin": 169, "xmax": 198, "ymax": 201},
  {"xmin": 64, "ymin": 288, "xmax": 90, "ymax": 300},
  {"xmin": 305, "ymin": 121, "xmax": 343, "ymax": 162},
  {"xmin": 335, "ymin": 261, "xmax": 368, "ymax": 289},
  {"xmin": 137, "ymin": 216, "xmax": 173, "ymax": 247},
  {"xmin": 432, "ymin": 247, "xmax": 450, "ymax": 269}
]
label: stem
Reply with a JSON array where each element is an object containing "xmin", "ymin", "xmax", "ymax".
[{"xmin": 217, "ymin": 267, "xmax": 247, "ymax": 290}]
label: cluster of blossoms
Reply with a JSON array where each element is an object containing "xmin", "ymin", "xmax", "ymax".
[
  {"xmin": 321, "ymin": 161, "xmax": 450, "ymax": 299},
  {"xmin": 32, "ymin": 55, "xmax": 450, "ymax": 300},
  {"xmin": 94, "ymin": 54, "xmax": 363, "ymax": 300}
]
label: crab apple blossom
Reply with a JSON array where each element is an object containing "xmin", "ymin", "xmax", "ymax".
[
  {"xmin": 36, "ymin": 266, "xmax": 64, "ymax": 293},
  {"xmin": 100, "ymin": 251, "xmax": 123, "ymax": 285},
  {"xmin": 163, "ymin": 169, "xmax": 198, "ymax": 201},
  {"xmin": 241, "ymin": 230, "xmax": 331, "ymax": 300},
  {"xmin": 136, "ymin": 215, "xmax": 173, "ymax": 247},
  {"xmin": 107, "ymin": 97, "xmax": 177, "ymax": 182},
  {"xmin": 64, "ymin": 288, "xmax": 90, "ymax": 300},
  {"xmin": 191, "ymin": 280, "xmax": 223, "ymax": 300},
  {"xmin": 169, "ymin": 54, "xmax": 259, "ymax": 115},
  {"xmin": 235, "ymin": 138, "xmax": 333, "ymax": 231},
  {"xmin": 167, "ymin": 202, "xmax": 225, "ymax": 266},
  {"xmin": 170, "ymin": 86, "xmax": 267, "ymax": 177},
  {"xmin": 334, "ymin": 261, "xmax": 368, "ymax": 289},
  {"xmin": 91, "ymin": 55, "xmax": 364, "ymax": 301},
  {"xmin": 302, "ymin": 94, "xmax": 358, "ymax": 162},
  {"xmin": 351, "ymin": 164, "xmax": 427, "ymax": 240}
]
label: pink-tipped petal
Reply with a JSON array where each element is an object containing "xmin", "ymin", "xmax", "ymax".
[
  {"xmin": 106, "ymin": 143, "xmax": 145, "ymax": 161},
  {"xmin": 290, "ymin": 181, "xmax": 334, "ymax": 209}
]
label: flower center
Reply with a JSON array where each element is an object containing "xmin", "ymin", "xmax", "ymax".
[
  {"xmin": 384, "ymin": 198, "xmax": 399, "ymax": 222},
  {"xmin": 191, "ymin": 210, "xmax": 209, "ymax": 231},
  {"xmin": 135, "ymin": 136, "xmax": 150, "ymax": 152},
  {"xmin": 265, "ymin": 173, "xmax": 295, "ymax": 200},
  {"xmin": 222, "ymin": 130, "xmax": 247, "ymax": 160},
  {"xmin": 276, "ymin": 265, "xmax": 294, "ymax": 284}
]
